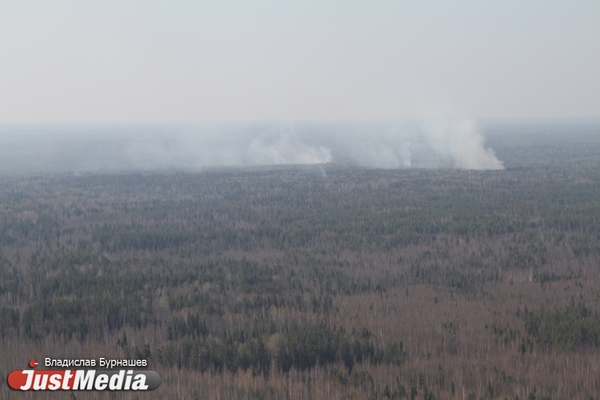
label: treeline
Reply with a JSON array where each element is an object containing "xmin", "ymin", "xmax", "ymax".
[
  {"xmin": 154, "ymin": 326, "xmax": 405, "ymax": 375},
  {"xmin": 20, "ymin": 296, "xmax": 152, "ymax": 341},
  {"xmin": 524, "ymin": 304, "xmax": 600, "ymax": 350}
]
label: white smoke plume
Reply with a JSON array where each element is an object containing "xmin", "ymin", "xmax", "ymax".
[
  {"xmin": 423, "ymin": 119, "xmax": 504, "ymax": 170},
  {"xmin": 0, "ymin": 120, "xmax": 503, "ymax": 172},
  {"xmin": 246, "ymin": 130, "xmax": 331, "ymax": 165},
  {"xmin": 323, "ymin": 119, "xmax": 503, "ymax": 170}
]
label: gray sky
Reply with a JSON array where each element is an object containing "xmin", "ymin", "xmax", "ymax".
[{"xmin": 1, "ymin": 0, "xmax": 599, "ymax": 124}]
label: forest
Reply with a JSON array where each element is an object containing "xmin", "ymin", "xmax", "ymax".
[{"xmin": 1, "ymin": 122, "xmax": 600, "ymax": 399}]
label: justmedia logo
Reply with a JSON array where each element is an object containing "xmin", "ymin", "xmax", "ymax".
[{"xmin": 7, "ymin": 359, "xmax": 161, "ymax": 391}]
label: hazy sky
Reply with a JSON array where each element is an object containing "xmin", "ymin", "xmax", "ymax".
[{"xmin": 1, "ymin": 1, "xmax": 599, "ymax": 124}]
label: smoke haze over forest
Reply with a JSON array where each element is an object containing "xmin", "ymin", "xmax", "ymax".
[{"xmin": 0, "ymin": 120, "xmax": 506, "ymax": 173}]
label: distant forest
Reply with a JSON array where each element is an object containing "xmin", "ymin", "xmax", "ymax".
[{"xmin": 1, "ymin": 122, "xmax": 600, "ymax": 399}]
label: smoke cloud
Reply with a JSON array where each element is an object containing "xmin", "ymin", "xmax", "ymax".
[
  {"xmin": 0, "ymin": 120, "xmax": 503, "ymax": 172},
  {"xmin": 423, "ymin": 120, "xmax": 504, "ymax": 170}
]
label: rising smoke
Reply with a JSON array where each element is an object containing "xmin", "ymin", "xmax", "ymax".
[
  {"xmin": 0, "ymin": 120, "xmax": 503, "ymax": 172},
  {"xmin": 423, "ymin": 120, "xmax": 504, "ymax": 170}
]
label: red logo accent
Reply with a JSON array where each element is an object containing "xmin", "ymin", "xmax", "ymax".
[{"xmin": 28, "ymin": 359, "xmax": 38, "ymax": 368}]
